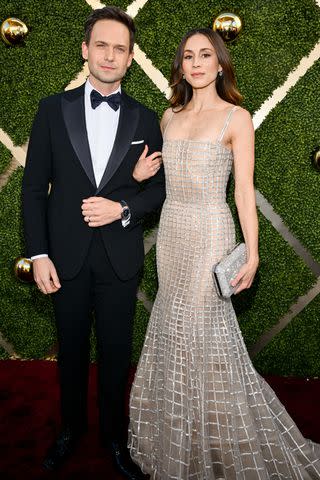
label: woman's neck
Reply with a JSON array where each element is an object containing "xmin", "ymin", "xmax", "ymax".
[{"xmin": 188, "ymin": 86, "xmax": 223, "ymax": 113}]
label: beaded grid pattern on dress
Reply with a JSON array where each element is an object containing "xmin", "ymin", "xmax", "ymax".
[{"xmin": 128, "ymin": 108, "xmax": 320, "ymax": 479}]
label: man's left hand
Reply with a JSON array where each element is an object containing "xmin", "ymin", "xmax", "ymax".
[{"xmin": 82, "ymin": 197, "xmax": 122, "ymax": 227}]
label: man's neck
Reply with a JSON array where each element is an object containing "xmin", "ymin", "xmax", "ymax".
[{"xmin": 88, "ymin": 76, "xmax": 121, "ymax": 96}]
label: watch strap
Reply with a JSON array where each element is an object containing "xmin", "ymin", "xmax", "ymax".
[{"xmin": 120, "ymin": 199, "xmax": 131, "ymax": 227}]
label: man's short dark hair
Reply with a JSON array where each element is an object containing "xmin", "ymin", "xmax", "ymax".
[{"xmin": 84, "ymin": 6, "xmax": 135, "ymax": 51}]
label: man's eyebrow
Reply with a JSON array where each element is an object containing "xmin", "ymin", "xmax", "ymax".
[{"xmin": 94, "ymin": 40, "xmax": 127, "ymax": 48}]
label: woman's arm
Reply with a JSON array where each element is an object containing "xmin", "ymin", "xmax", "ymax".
[
  {"xmin": 132, "ymin": 107, "xmax": 172, "ymax": 182},
  {"xmin": 128, "ymin": 111, "xmax": 166, "ymax": 224},
  {"xmin": 229, "ymin": 108, "xmax": 259, "ymax": 293}
]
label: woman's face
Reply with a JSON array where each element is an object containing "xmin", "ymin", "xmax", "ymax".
[{"xmin": 181, "ymin": 34, "xmax": 222, "ymax": 89}]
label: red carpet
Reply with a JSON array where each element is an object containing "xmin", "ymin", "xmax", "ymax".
[{"xmin": 0, "ymin": 360, "xmax": 319, "ymax": 479}]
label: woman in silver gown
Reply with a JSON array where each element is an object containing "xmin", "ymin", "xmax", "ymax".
[{"xmin": 129, "ymin": 28, "xmax": 320, "ymax": 479}]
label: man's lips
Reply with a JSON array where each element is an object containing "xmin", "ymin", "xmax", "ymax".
[{"xmin": 100, "ymin": 66, "xmax": 116, "ymax": 71}]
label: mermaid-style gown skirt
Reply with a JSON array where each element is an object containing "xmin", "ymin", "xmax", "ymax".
[{"xmin": 128, "ymin": 138, "xmax": 320, "ymax": 479}]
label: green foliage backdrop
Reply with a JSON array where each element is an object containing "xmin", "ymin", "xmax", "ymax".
[{"xmin": 0, "ymin": 0, "xmax": 319, "ymax": 375}]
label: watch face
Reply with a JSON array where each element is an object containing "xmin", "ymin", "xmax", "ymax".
[{"xmin": 122, "ymin": 207, "xmax": 130, "ymax": 219}]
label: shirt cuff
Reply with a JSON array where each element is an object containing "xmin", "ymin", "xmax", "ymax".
[
  {"xmin": 30, "ymin": 254, "xmax": 48, "ymax": 260},
  {"xmin": 121, "ymin": 218, "xmax": 131, "ymax": 228}
]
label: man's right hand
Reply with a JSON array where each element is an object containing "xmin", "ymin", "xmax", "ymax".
[{"xmin": 33, "ymin": 257, "xmax": 61, "ymax": 294}]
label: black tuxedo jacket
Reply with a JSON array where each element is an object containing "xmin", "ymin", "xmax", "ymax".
[{"xmin": 22, "ymin": 84, "xmax": 165, "ymax": 281}]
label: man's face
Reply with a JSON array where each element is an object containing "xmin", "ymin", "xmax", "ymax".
[{"xmin": 82, "ymin": 19, "xmax": 133, "ymax": 90}]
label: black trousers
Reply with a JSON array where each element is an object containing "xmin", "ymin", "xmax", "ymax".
[{"xmin": 52, "ymin": 229, "xmax": 139, "ymax": 442}]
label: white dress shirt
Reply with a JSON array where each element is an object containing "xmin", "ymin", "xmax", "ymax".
[
  {"xmin": 31, "ymin": 80, "xmax": 126, "ymax": 260},
  {"xmin": 85, "ymin": 79, "xmax": 120, "ymax": 187}
]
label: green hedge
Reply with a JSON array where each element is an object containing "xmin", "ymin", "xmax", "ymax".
[
  {"xmin": 0, "ymin": 143, "xmax": 12, "ymax": 175},
  {"xmin": 131, "ymin": 300, "xmax": 150, "ymax": 364},
  {"xmin": 0, "ymin": 168, "xmax": 56, "ymax": 358},
  {"xmin": 140, "ymin": 245, "xmax": 157, "ymax": 302},
  {"xmin": 101, "ymin": 0, "xmax": 134, "ymax": 10},
  {"xmin": 135, "ymin": 0, "xmax": 320, "ymax": 113},
  {"xmin": 254, "ymin": 293, "xmax": 320, "ymax": 377},
  {"xmin": 0, "ymin": 0, "xmax": 319, "ymax": 376},
  {"xmin": 0, "ymin": 0, "xmax": 91, "ymax": 145},
  {"xmin": 122, "ymin": 60, "xmax": 168, "ymax": 117},
  {"xmin": 255, "ymin": 60, "xmax": 320, "ymax": 263},
  {"xmin": 0, "ymin": 346, "xmax": 10, "ymax": 360},
  {"xmin": 234, "ymin": 212, "xmax": 316, "ymax": 349}
]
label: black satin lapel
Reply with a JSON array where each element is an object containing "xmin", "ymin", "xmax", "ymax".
[
  {"xmin": 62, "ymin": 93, "xmax": 96, "ymax": 188},
  {"xmin": 96, "ymin": 100, "xmax": 139, "ymax": 193}
]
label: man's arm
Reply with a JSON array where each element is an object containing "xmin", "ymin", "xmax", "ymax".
[
  {"xmin": 22, "ymin": 99, "xmax": 52, "ymax": 258},
  {"xmin": 22, "ymin": 99, "xmax": 61, "ymax": 294},
  {"xmin": 126, "ymin": 110, "xmax": 165, "ymax": 224},
  {"xmin": 81, "ymin": 110, "xmax": 165, "ymax": 229}
]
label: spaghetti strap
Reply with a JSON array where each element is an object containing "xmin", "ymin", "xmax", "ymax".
[
  {"xmin": 163, "ymin": 108, "xmax": 175, "ymax": 139},
  {"xmin": 217, "ymin": 105, "xmax": 238, "ymax": 143}
]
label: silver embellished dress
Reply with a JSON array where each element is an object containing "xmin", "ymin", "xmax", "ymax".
[{"xmin": 128, "ymin": 108, "xmax": 320, "ymax": 479}]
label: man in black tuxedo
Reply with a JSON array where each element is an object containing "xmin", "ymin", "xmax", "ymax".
[{"xmin": 22, "ymin": 6, "xmax": 164, "ymax": 478}]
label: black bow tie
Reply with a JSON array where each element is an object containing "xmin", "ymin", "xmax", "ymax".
[{"xmin": 90, "ymin": 89, "xmax": 121, "ymax": 111}]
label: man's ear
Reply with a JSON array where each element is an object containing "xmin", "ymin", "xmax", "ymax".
[
  {"xmin": 127, "ymin": 51, "xmax": 134, "ymax": 68},
  {"xmin": 82, "ymin": 41, "xmax": 88, "ymax": 61}
]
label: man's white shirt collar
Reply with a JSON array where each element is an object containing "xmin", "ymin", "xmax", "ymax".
[{"xmin": 85, "ymin": 79, "xmax": 121, "ymax": 100}]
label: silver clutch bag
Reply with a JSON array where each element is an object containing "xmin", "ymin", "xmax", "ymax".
[{"xmin": 212, "ymin": 243, "xmax": 247, "ymax": 298}]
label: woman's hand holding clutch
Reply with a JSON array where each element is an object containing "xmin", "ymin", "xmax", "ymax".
[
  {"xmin": 133, "ymin": 145, "xmax": 162, "ymax": 182},
  {"xmin": 231, "ymin": 256, "xmax": 259, "ymax": 294}
]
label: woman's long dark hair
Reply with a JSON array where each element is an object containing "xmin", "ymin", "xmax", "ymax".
[{"xmin": 170, "ymin": 28, "xmax": 242, "ymax": 109}]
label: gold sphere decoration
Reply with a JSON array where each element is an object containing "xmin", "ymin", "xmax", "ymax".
[
  {"xmin": 213, "ymin": 12, "xmax": 242, "ymax": 41},
  {"xmin": 1, "ymin": 17, "xmax": 28, "ymax": 46},
  {"xmin": 14, "ymin": 257, "xmax": 34, "ymax": 283},
  {"xmin": 312, "ymin": 148, "xmax": 320, "ymax": 172}
]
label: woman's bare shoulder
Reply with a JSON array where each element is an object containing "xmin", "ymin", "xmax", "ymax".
[
  {"xmin": 233, "ymin": 105, "xmax": 251, "ymax": 119},
  {"xmin": 161, "ymin": 107, "xmax": 174, "ymax": 121},
  {"xmin": 160, "ymin": 107, "xmax": 174, "ymax": 133},
  {"xmin": 229, "ymin": 106, "xmax": 253, "ymax": 131}
]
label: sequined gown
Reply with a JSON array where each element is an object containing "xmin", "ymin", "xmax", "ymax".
[{"xmin": 128, "ymin": 107, "xmax": 320, "ymax": 479}]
